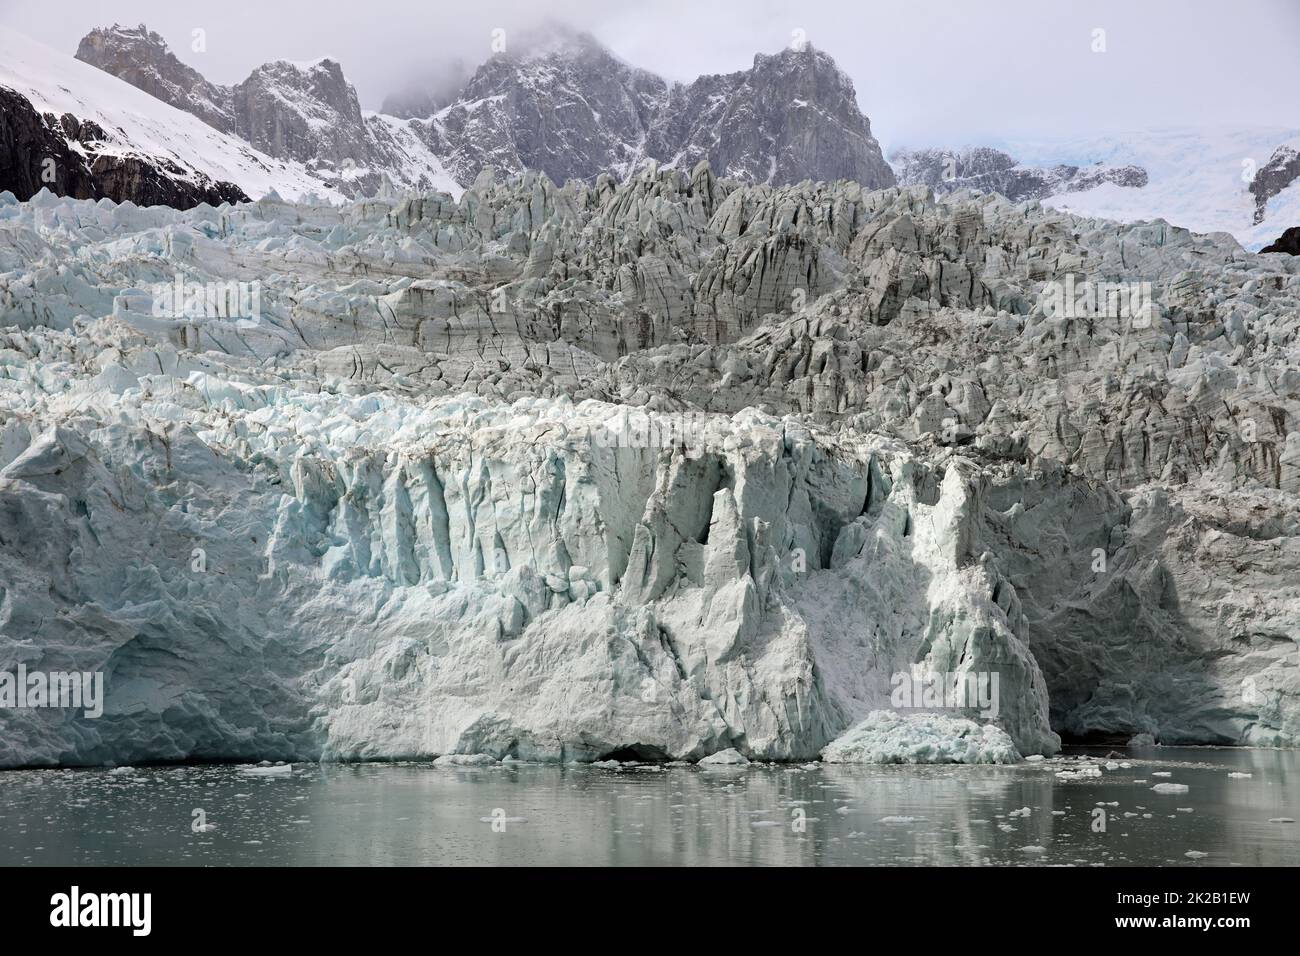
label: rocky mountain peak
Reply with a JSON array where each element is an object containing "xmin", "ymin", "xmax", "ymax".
[
  {"xmin": 75, "ymin": 23, "xmax": 236, "ymax": 133},
  {"xmin": 645, "ymin": 42, "xmax": 895, "ymax": 188},
  {"xmin": 73, "ymin": 21, "xmax": 895, "ymax": 195}
]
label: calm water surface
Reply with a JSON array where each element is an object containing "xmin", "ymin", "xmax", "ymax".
[{"xmin": 2, "ymin": 746, "xmax": 1296, "ymax": 866}]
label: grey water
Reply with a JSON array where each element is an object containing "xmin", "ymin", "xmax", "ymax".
[{"xmin": 2, "ymin": 746, "xmax": 1296, "ymax": 866}]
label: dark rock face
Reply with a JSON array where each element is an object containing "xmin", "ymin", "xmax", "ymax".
[
  {"xmin": 76, "ymin": 22, "xmax": 896, "ymax": 194},
  {"xmin": 0, "ymin": 87, "xmax": 246, "ymax": 207},
  {"xmin": 646, "ymin": 46, "xmax": 897, "ymax": 189},
  {"xmin": 1260, "ymin": 225, "xmax": 1300, "ymax": 255},
  {"xmin": 428, "ymin": 28, "xmax": 668, "ymax": 187},
  {"xmin": 892, "ymin": 146, "xmax": 1147, "ymax": 202},
  {"xmin": 231, "ymin": 59, "xmax": 372, "ymax": 169},
  {"xmin": 1249, "ymin": 145, "xmax": 1300, "ymax": 225},
  {"xmin": 75, "ymin": 25, "xmax": 237, "ymax": 133}
]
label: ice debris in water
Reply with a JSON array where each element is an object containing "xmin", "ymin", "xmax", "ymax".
[{"xmin": 1151, "ymin": 783, "xmax": 1190, "ymax": 794}]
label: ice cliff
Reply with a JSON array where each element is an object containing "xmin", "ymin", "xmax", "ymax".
[{"xmin": 0, "ymin": 161, "xmax": 1297, "ymax": 767}]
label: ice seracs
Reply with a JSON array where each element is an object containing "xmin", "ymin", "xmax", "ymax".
[{"xmin": 0, "ymin": 158, "xmax": 1298, "ymax": 768}]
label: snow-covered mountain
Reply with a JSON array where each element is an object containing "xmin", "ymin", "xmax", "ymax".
[
  {"xmin": 75, "ymin": 24, "xmax": 459, "ymax": 198},
  {"xmin": 645, "ymin": 45, "xmax": 896, "ymax": 188},
  {"xmin": 74, "ymin": 23, "xmax": 895, "ymax": 198},
  {"xmin": 892, "ymin": 146, "xmax": 1148, "ymax": 204},
  {"xmin": 894, "ymin": 128, "xmax": 1300, "ymax": 252},
  {"xmin": 0, "ymin": 25, "xmax": 340, "ymax": 206}
]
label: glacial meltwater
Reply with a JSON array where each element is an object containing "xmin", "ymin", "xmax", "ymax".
[{"xmin": 2, "ymin": 747, "xmax": 1296, "ymax": 866}]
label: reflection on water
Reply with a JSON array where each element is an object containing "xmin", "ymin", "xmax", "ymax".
[{"xmin": 1, "ymin": 747, "xmax": 1296, "ymax": 866}]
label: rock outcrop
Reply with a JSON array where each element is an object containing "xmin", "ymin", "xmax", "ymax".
[
  {"xmin": 1261, "ymin": 225, "xmax": 1300, "ymax": 255},
  {"xmin": 0, "ymin": 87, "xmax": 247, "ymax": 207},
  {"xmin": 1250, "ymin": 141, "xmax": 1300, "ymax": 225}
]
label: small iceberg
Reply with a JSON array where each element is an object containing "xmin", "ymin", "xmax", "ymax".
[
  {"xmin": 240, "ymin": 763, "xmax": 293, "ymax": 776},
  {"xmin": 698, "ymin": 748, "xmax": 750, "ymax": 767},
  {"xmin": 821, "ymin": 711, "xmax": 1020, "ymax": 765},
  {"xmin": 433, "ymin": 753, "xmax": 498, "ymax": 767}
]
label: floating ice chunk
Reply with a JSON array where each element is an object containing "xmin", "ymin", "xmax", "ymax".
[
  {"xmin": 1226, "ymin": 772, "xmax": 1252, "ymax": 779},
  {"xmin": 698, "ymin": 748, "xmax": 750, "ymax": 766},
  {"xmin": 1184, "ymin": 850, "xmax": 1207, "ymax": 859},
  {"xmin": 240, "ymin": 763, "xmax": 293, "ymax": 776},
  {"xmin": 821, "ymin": 711, "xmax": 1020, "ymax": 765},
  {"xmin": 590, "ymin": 759, "xmax": 622, "ymax": 769},
  {"xmin": 1151, "ymin": 771, "xmax": 1172, "ymax": 777},
  {"xmin": 880, "ymin": 816, "xmax": 921, "ymax": 824},
  {"xmin": 750, "ymin": 820, "xmax": 781, "ymax": 828},
  {"xmin": 1019, "ymin": 845, "xmax": 1047, "ymax": 853},
  {"xmin": 1151, "ymin": 783, "xmax": 1189, "ymax": 794},
  {"xmin": 1057, "ymin": 766, "xmax": 1102, "ymax": 779},
  {"xmin": 1268, "ymin": 817, "xmax": 1295, "ymax": 823},
  {"xmin": 433, "ymin": 753, "xmax": 498, "ymax": 767}
]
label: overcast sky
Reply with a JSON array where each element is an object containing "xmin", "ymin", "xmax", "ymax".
[{"xmin": 3, "ymin": 0, "xmax": 1298, "ymax": 148}]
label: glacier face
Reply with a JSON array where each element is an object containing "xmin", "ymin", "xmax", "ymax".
[{"xmin": 0, "ymin": 162, "xmax": 1298, "ymax": 767}]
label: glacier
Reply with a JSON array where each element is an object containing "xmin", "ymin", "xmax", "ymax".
[{"xmin": 0, "ymin": 161, "xmax": 1297, "ymax": 768}]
